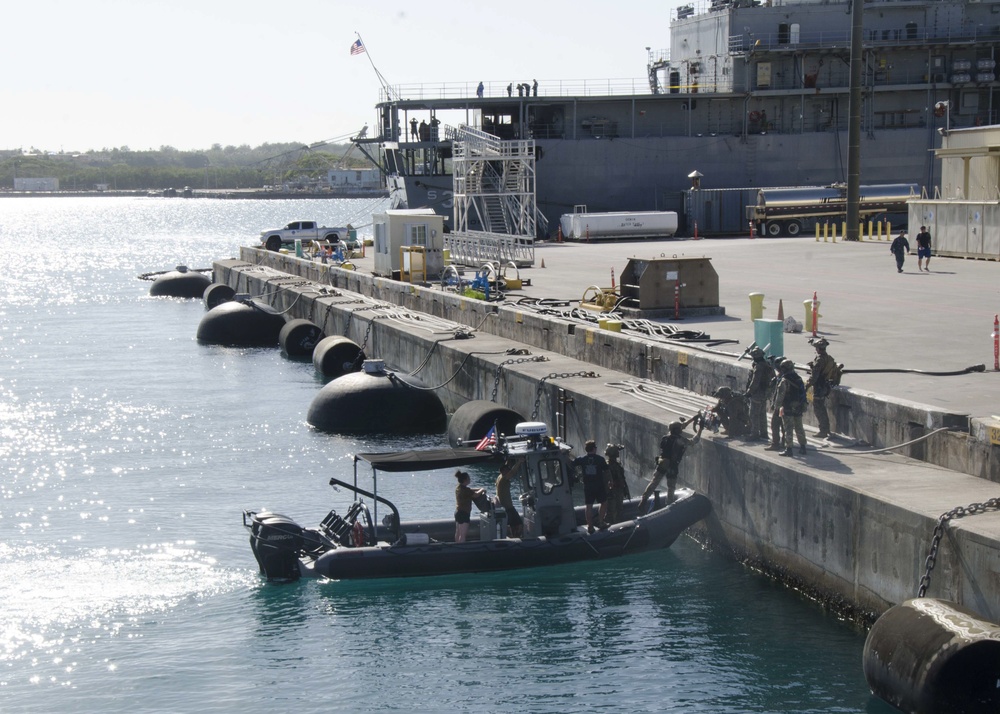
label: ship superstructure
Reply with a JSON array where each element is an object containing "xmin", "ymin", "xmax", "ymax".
[{"xmin": 357, "ymin": 0, "xmax": 1000, "ymax": 235}]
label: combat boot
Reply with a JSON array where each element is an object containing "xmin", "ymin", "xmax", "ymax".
[
  {"xmin": 764, "ymin": 442, "xmax": 782, "ymax": 451},
  {"xmin": 799, "ymin": 445, "xmax": 807, "ymax": 455},
  {"xmin": 779, "ymin": 448, "xmax": 793, "ymax": 457}
]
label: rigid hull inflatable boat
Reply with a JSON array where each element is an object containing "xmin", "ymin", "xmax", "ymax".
[{"xmin": 244, "ymin": 423, "xmax": 711, "ymax": 581}]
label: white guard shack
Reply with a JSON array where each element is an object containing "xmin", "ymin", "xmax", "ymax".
[
  {"xmin": 372, "ymin": 208, "xmax": 445, "ymax": 280},
  {"xmin": 909, "ymin": 124, "xmax": 1000, "ymax": 259}
]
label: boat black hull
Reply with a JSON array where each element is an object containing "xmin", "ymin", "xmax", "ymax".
[{"xmin": 307, "ymin": 491, "xmax": 711, "ymax": 580}]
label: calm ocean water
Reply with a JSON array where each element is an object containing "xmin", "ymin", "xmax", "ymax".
[{"xmin": 0, "ymin": 197, "xmax": 893, "ymax": 713}]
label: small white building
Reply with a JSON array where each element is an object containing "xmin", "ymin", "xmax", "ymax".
[
  {"xmin": 326, "ymin": 168, "xmax": 381, "ymax": 190},
  {"xmin": 372, "ymin": 209, "xmax": 445, "ymax": 280},
  {"xmin": 909, "ymin": 125, "xmax": 1000, "ymax": 259}
]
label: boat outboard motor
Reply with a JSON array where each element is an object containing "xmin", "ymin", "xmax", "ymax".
[{"xmin": 247, "ymin": 512, "xmax": 304, "ymax": 582}]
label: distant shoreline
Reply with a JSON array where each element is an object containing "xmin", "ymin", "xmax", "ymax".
[{"xmin": 0, "ymin": 188, "xmax": 388, "ymax": 200}]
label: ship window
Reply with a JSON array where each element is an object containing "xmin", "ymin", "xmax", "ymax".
[
  {"xmin": 778, "ymin": 23, "xmax": 790, "ymax": 45},
  {"xmin": 906, "ymin": 22, "xmax": 918, "ymax": 40}
]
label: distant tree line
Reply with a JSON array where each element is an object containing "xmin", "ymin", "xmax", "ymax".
[{"xmin": 0, "ymin": 142, "xmax": 376, "ymax": 191}]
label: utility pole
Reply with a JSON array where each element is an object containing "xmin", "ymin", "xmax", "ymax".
[{"xmin": 846, "ymin": 0, "xmax": 864, "ymax": 240}]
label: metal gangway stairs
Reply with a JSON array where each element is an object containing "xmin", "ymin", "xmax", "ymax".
[{"xmin": 445, "ymin": 124, "xmax": 542, "ymax": 268}]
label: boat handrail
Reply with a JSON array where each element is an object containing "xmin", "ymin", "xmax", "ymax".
[{"xmin": 329, "ymin": 477, "xmax": 401, "ymax": 544}]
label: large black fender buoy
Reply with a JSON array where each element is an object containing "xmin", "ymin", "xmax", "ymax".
[
  {"xmin": 447, "ymin": 400, "xmax": 525, "ymax": 447},
  {"xmin": 196, "ymin": 299, "xmax": 286, "ymax": 347},
  {"xmin": 149, "ymin": 266, "xmax": 212, "ymax": 298},
  {"xmin": 307, "ymin": 360, "xmax": 446, "ymax": 434},
  {"xmin": 279, "ymin": 319, "xmax": 324, "ymax": 358},
  {"xmin": 202, "ymin": 282, "xmax": 236, "ymax": 310},
  {"xmin": 863, "ymin": 598, "xmax": 1000, "ymax": 713},
  {"xmin": 312, "ymin": 336, "xmax": 365, "ymax": 379}
]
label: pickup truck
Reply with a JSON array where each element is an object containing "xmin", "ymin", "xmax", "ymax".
[{"xmin": 260, "ymin": 221, "xmax": 352, "ymax": 252}]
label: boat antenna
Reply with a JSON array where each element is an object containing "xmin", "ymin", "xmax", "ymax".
[{"xmin": 351, "ymin": 33, "xmax": 398, "ymax": 101}]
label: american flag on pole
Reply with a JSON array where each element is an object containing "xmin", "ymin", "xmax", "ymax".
[
  {"xmin": 475, "ymin": 426, "xmax": 497, "ymax": 451},
  {"xmin": 350, "ymin": 39, "xmax": 366, "ymax": 56}
]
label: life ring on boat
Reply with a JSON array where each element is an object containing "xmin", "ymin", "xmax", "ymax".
[
  {"xmin": 351, "ymin": 519, "xmax": 366, "ymax": 547},
  {"xmin": 748, "ymin": 111, "xmax": 762, "ymax": 122}
]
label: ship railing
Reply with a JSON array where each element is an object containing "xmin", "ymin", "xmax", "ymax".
[
  {"xmin": 444, "ymin": 231, "xmax": 535, "ymax": 269},
  {"xmin": 381, "ymin": 78, "xmax": 653, "ymax": 103}
]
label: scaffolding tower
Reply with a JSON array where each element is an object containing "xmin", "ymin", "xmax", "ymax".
[{"xmin": 449, "ymin": 124, "xmax": 539, "ymax": 238}]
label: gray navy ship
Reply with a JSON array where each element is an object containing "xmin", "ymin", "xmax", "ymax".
[{"xmin": 358, "ymin": 0, "xmax": 999, "ymax": 236}]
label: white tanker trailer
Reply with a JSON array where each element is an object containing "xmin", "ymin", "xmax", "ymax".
[
  {"xmin": 559, "ymin": 209, "xmax": 678, "ymax": 241},
  {"xmin": 749, "ymin": 183, "xmax": 919, "ymax": 237}
]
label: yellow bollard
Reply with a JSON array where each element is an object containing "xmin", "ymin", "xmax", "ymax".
[
  {"xmin": 823, "ymin": 222, "xmax": 829, "ymax": 242},
  {"xmin": 815, "ymin": 223, "xmax": 821, "ymax": 242},
  {"xmin": 867, "ymin": 221, "xmax": 873, "ymax": 241},
  {"xmin": 803, "ymin": 298, "xmax": 821, "ymax": 333},
  {"xmin": 886, "ymin": 221, "xmax": 892, "ymax": 241},
  {"xmin": 840, "ymin": 221, "xmax": 846, "ymax": 242},
  {"xmin": 749, "ymin": 292, "xmax": 766, "ymax": 321}
]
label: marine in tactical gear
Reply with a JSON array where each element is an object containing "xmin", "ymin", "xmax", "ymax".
[
  {"xmin": 807, "ymin": 338, "xmax": 841, "ymax": 439},
  {"xmin": 775, "ymin": 359, "xmax": 808, "ymax": 456},
  {"xmin": 746, "ymin": 347, "xmax": 775, "ymax": 441},
  {"xmin": 639, "ymin": 418, "xmax": 702, "ymax": 510}
]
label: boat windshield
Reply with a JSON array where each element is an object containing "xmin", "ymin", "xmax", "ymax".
[{"xmin": 526, "ymin": 457, "xmax": 566, "ymax": 496}]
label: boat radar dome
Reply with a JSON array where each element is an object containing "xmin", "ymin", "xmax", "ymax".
[{"xmin": 515, "ymin": 422, "xmax": 548, "ymax": 438}]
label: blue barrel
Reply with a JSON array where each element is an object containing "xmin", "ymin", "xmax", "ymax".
[{"xmin": 863, "ymin": 598, "xmax": 1000, "ymax": 713}]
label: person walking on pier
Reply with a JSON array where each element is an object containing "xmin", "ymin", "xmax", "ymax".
[
  {"xmin": 916, "ymin": 225, "xmax": 932, "ymax": 271},
  {"xmin": 746, "ymin": 346, "xmax": 774, "ymax": 442},
  {"xmin": 890, "ymin": 230, "xmax": 910, "ymax": 273},
  {"xmin": 776, "ymin": 360, "xmax": 808, "ymax": 456},
  {"xmin": 640, "ymin": 417, "xmax": 702, "ymax": 511},
  {"xmin": 476, "ymin": 81, "xmax": 484, "ymax": 98},
  {"xmin": 807, "ymin": 338, "xmax": 839, "ymax": 439},
  {"xmin": 573, "ymin": 440, "xmax": 609, "ymax": 534}
]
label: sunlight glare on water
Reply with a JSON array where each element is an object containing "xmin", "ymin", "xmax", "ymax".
[{"xmin": 0, "ymin": 197, "xmax": 892, "ymax": 713}]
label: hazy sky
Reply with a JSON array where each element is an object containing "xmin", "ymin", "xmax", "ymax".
[{"xmin": 6, "ymin": 0, "xmax": 685, "ymax": 153}]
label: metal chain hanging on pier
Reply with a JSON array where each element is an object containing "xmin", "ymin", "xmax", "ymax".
[
  {"xmin": 351, "ymin": 315, "xmax": 387, "ymax": 370},
  {"xmin": 490, "ymin": 353, "xmax": 546, "ymax": 402},
  {"xmin": 531, "ymin": 371, "xmax": 600, "ymax": 420},
  {"xmin": 917, "ymin": 497, "xmax": 1000, "ymax": 597}
]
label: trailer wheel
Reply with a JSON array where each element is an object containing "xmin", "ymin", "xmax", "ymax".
[
  {"xmin": 766, "ymin": 222, "xmax": 782, "ymax": 237},
  {"xmin": 786, "ymin": 221, "xmax": 802, "ymax": 237}
]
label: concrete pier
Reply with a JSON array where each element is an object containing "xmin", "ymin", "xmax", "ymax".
[{"xmin": 218, "ymin": 239, "xmax": 1000, "ymax": 624}]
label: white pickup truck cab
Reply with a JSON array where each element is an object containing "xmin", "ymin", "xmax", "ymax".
[{"xmin": 260, "ymin": 221, "xmax": 351, "ymax": 252}]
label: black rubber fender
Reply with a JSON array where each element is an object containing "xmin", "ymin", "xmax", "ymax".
[
  {"xmin": 863, "ymin": 598, "xmax": 1000, "ymax": 714},
  {"xmin": 312, "ymin": 336, "xmax": 365, "ymax": 379},
  {"xmin": 196, "ymin": 299, "xmax": 286, "ymax": 347},
  {"xmin": 202, "ymin": 282, "xmax": 236, "ymax": 310},
  {"xmin": 307, "ymin": 370, "xmax": 446, "ymax": 434},
  {"xmin": 279, "ymin": 319, "xmax": 324, "ymax": 358},
  {"xmin": 149, "ymin": 267, "xmax": 212, "ymax": 298},
  {"xmin": 447, "ymin": 400, "xmax": 524, "ymax": 447}
]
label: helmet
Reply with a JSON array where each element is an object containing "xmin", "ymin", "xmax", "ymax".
[
  {"xmin": 605, "ymin": 443, "xmax": 620, "ymax": 458},
  {"xmin": 712, "ymin": 386, "xmax": 733, "ymax": 398},
  {"xmin": 779, "ymin": 359, "xmax": 796, "ymax": 373},
  {"xmin": 750, "ymin": 347, "xmax": 766, "ymax": 361},
  {"xmin": 668, "ymin": 421, "xmax": 684, "ymax": 434},
  {"xmin": 812, "ymin": 338, "xmax": 829, "ymax": 351}
]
